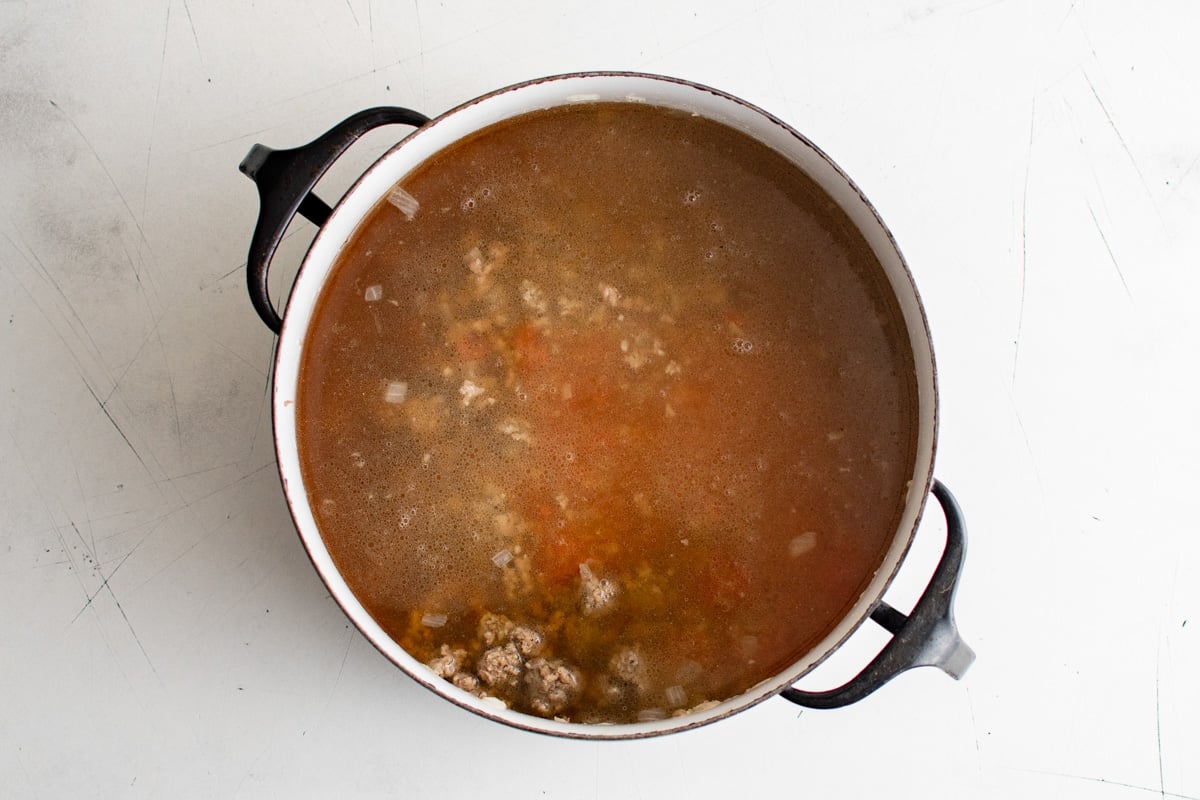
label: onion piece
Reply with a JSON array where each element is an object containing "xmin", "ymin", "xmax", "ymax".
[
  {"xmin": 459, "ymin": 380, "xmax": 485, "ymax": 407},
  {"xmin": 789, "ymin": 531, "xmax": 818, "ymax": 557},
  {"xmin": 491, "ymin": 549, "xmax": 513, "ymax": 568},
  {"xmin": 420, "ymin": 612, "xmax": 448, "ymax": 628},
  {"xmin": 387, "ymin": 186, "xmax": 420, "ymax": 220},
  {"xmin": 364, "ymin": 284, "xmax": 383, "ymax": 302},
  {"xmin": 383, "ymin": 381, "xmax": 408, "ymax": 404}
]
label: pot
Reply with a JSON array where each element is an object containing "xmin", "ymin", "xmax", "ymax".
[{"xmin": 238, "ymin": 72, "xmax": 973, "ymax": 739}]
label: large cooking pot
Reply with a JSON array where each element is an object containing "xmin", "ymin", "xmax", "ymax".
[{"xmin": 238, "ymin": 72, "xmax": 973, "ymax": 739}]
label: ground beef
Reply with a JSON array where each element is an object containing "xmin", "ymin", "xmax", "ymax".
[
  {"xmin": 426, "ymin": 644, "xmax": 465, "ymax": 679},
  {"xmin": 509, "ymin": 625, "xmax": 543, "ymax": 657},
  {"xmin": 452, "ymin": 672, "xmax": 480, "ymax": 693},
  {"xmin": 579, "ymin": 563, "xmax": 618, "ymax": 615},
  {"xmin": 478, "ymin": 612, "xmax": 515, "ymax": 647},
  {"xmin": 524, "ymin": 657, "xmax": 581, "ymax": 716},
  {"xmin": 609, "ymin": 646, "xmax": 648, "ymax": 693},
  {"xmin": 476, "ymin": 642, "xmax": 523, "ymax": 690}
]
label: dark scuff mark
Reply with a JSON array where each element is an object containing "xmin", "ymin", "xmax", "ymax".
[
  {"xmin": 181, "ymin": 0, "xmax": 203, "ymax": 61},
  {"xmin": 1085, "ymin": 201, "xmax": 1132, "ymax": 300},
  {"xmin": 81, "ymin": 378, "xmax": 153, "ymax": 477},
  {"xmin": 1013, "ymin": 98, "xmax": 1035, "ymax": 386}
]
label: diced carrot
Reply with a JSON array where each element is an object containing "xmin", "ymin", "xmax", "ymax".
[
  {"xmin": 536, "ymin": 525, "xmax": 595, "ymax": 585},
  {"xmin": 704, "ymin": 559, "xmax": 752, "ymax": 612},
  {"xmin": 454, "ymin": 331, "xmax": 490, "ymax": 362},
  {"xmin": 511, "ymin": 322, "xmax": 548, "ymax": 371}
]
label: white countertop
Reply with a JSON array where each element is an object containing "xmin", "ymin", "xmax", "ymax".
[{"xmin": 2, "ymin": 1, "xmax": 1197, "ymax": 797}]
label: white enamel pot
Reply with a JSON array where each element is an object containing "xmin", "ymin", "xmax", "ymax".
[{"xmin": 239, "ymin": 72, "xmax": 973, "ymax": 739}]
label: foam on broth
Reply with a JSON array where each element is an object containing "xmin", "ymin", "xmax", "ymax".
[{"xmin": 296, "ymin": 102, "xmax": 918, "ymax": 723}]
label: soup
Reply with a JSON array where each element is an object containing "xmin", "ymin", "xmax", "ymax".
[{"xmin": 296, "ymin": 102, "xmax": 917, "ymax": 723}]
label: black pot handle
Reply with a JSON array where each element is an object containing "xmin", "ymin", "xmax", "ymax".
[
  {"xmin": 782, "ymin": 479, "xmax": 974, "ymax": 709},
  {"xmin": 238, "ymin": 107, "xmax": 431, "ymax": 334}
]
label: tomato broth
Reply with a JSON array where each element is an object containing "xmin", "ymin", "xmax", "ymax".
[{"xmin": 296, "ymin": 102, "xmax": 918, "ymax": 723}]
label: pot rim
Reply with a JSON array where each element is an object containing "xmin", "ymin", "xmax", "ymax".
[{"xmin": 269, "ymin": 71, "xmax": 938, "ymax": 739}]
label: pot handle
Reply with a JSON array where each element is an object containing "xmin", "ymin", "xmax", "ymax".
[
  {"xmin": 781, "ymin": 479, "xmax": 975, "ymax": 709},
  {"xmin": 238, "ymin": 107, "xmax": 431, "ymax": 334}
]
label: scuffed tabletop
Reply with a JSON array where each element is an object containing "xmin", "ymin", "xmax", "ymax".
[{"xmin": 2, "ymin": 1, "xmax": 1197, "ymax": 797}]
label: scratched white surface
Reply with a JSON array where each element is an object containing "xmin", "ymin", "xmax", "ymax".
[{"xmin": 2, "ymin": 0, "xmax": 1198, "ymax": 797}]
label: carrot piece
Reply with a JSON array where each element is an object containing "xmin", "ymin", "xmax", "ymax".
[
  {"xmin": 511, "ymin": 322, "xmax": 548, "ymax": 371},
  {"xmin": 454, "ymin": 331, "xmax": 490, "ymax": 363}
]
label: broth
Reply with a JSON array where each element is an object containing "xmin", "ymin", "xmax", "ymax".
[{"xmin": 296, "ymin": 102, "xmax": 918, "ymax": 723}]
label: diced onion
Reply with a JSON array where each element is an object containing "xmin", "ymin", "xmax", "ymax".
[
  {"xmin": 665, "ymin": 685, "xmax": 687, "ymax": 708},
  {"xmin": 675, "ymin": 659, "xmax": 703, "ymax": 684},
  {"xmin": 421, "ymin": 612, "xmax": 448, "ymax": 628},
  {"xmin": 492, "ymin": 549, "xmax": 513, "ymax": 568},
  {"xmin": 387, "ymin": 186, "xmax": 420, "ymax": 220},
  {"xmin": 459, "ymin": 380, "xmax": 485, "ymax": 407},
  {"xmin": 384, "ymin": 381, "xmax": 408, "ymax": 404},
  {"xmin": 789, "ymin": 531, "xmax": 818, "ymax": 557},
  {"xmin": 637, "ymin": 708, "xmax": 666, "ymax": 722},
  {"xmin": 364, "ymin": 284, "xmax": 383, "ymax": 302}
]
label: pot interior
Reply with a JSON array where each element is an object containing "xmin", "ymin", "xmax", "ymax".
[{"xmin": 270, "ymin": 72, "xmax": 936, "ymax": 738}]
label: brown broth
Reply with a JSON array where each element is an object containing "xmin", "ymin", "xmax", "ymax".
[{"xmin": 296, "ymin": 102, "xmax": 918, "ymax": 723}]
